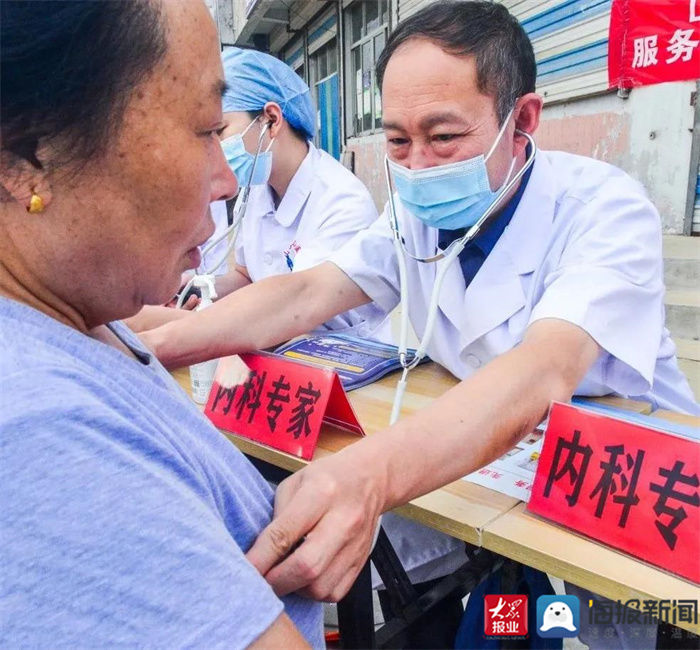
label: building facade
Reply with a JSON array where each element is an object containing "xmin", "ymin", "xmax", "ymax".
[{"xmin": 218, "ymin": 0, "xmax": 699, "ymax": 235}]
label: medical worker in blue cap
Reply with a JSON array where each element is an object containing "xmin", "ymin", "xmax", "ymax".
[{"xmin": 211, "ymin": 47, "xmax": 390, "ymax": 339}]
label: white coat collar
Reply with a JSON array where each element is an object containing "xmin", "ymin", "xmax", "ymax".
[
  {"xmin": 503, "ymin": 149, "xmax": 557, "ymax": 276},
  {"xmin": 244, "ymin": 183, "xmax": 275, "ymax": 219},
  {"xmin": 433, "ymin": 150, "xmax": 557, "ymax": 351},
  {"xmin": 273, "ymin": 141, "xmax": 317, "ymax": 227}
]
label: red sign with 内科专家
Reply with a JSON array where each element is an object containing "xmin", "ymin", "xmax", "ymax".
[
  {"xmin": 204, "ymin": 352, "xmax": 364, "ymax": 460},
  {"xmin": 528, "ymin": 402, "xmax": 699, "ymax": 583}
]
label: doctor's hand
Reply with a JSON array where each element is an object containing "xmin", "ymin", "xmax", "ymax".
[
  {"xmin": 165, "ymin": 272, "xmax": 201, "ymax": 310},
  {"xmin": 165, "ymin": 294, "xmax": 200, "ymax": 310},
  {"xmin": 246, "ymin": 448, "xmax": 388, "ymax": 602}
]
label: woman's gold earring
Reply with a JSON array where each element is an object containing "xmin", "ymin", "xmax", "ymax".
[{"xmin": 27, "ymin": 191, "xmax": 44, "ymax": 214}]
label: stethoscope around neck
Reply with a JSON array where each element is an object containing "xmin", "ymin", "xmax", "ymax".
[
  {"xmin": 385, "ymin": 129, "xmax": 537, "ymax": 424},
  {"xmin": 176, "ymin": 120, "xmax": 272, "ymax": 308}
]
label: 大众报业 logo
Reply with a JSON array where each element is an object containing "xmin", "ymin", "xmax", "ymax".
[{"xmin": 484, "ymin": 594, "xmax": 528, "ymax": 638}]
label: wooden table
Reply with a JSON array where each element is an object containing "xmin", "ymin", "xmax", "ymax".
[
  {"xmin": 173, "ymin": 363, "xmax": 520, "ymax": 545},
  {"xmin": 172, "ymin": 363, "xmax": 700, "ymax": 635}
]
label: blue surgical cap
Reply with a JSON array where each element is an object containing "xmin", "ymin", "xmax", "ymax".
[{"xmin": 222, "ymin": 47, "xmax": 316, "ymax": 140}]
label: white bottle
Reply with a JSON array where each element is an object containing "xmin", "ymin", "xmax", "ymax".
[{"xmin": 189, "ymin": 274, "xmax": 219, "ymax": 404}]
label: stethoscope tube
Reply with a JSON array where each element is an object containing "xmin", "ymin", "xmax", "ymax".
[{"xmin": 387, "ymin": 132, "xmax": 537, "ymax": 425}]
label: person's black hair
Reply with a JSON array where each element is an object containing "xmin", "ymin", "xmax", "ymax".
[
  {"xmin": 1, "ymin": 0, "xmax": 167, "ymax": 171},
  {"xmin": 375, "ymin": 1, "xmax": 536, "ymax": 123}
]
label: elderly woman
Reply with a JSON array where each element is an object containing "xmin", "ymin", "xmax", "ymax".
[{"xmin": 0, "ymin": 1, "xmax": 321, "ymax": 647}]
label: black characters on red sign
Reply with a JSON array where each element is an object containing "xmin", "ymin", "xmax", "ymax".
[
  {"xmin": 210, "ymin": 372, "xmax": 322, "ymax": 439},
  {"xmin": 649, "ymin": 460, "xmax": 700, "ymax": 550},
  {"xmin": 544, "ymin": 430, "xmax": 699, "ymax": 552},
  {"xmin": 287, "ymin": 382, "xmax": 322, "ymax": 439},
  {"xmin": 543, "ymin": 429, "xmax": 593, "ymax": 507},
  {"xmin": 589, "ymin": 444, "xmax": 645, "ymax": 527},
  {"xmin": 266, "ymin": 375, "xmax": 291, "ymax": 432}
]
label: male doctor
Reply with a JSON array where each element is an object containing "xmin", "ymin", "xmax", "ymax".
[{"xmin": 145, "ymin": 1, "xmax": 698, "ymax": 645}]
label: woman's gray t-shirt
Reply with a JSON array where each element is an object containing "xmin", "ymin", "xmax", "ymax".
[{"xmin": 0, "ymin": 298, "xmax": 323, "ymax": 647}]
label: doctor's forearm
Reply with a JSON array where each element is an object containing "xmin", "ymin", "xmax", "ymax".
[
  {"xmin": 125, "ymin": 304, "xmax": 190, "ymax": 332},
  {"xmin": 149, "ymin": 276, "xmax": 319, "ymax": 368},
  {"xmin": 369, "ymin": 320, "xmax": 600, "ymax": 511},
  {"xmin": 214, "ymin": 266, "xmax": 251, "ymax": 299},
  {"xmin": 148, "ymin": 263, "xmax": 370, "ymax": 368}
]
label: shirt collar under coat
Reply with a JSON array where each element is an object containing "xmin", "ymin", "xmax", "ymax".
[
  {"xmin": 411, "ymin": 150, "xmax": 558, "ymax": 355},
  {"xmin": 257, "ymin": 141, "xmax": 317, "ymax": 228}
]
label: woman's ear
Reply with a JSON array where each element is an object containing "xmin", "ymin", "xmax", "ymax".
[
  {"xmin": 261, "ymin": 102, "xmax": 284, "ymax": 139},
  {"xmin": 0, "ymin": 148, "xmax": 53, "ymax": 213}
]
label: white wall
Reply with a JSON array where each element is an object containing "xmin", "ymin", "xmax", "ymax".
[{"xmin": 537, "ymin": 82, "xmax": 696, "ymax": 233}]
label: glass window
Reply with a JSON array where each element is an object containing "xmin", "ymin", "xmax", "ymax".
[
  {"xmin": 327, "ymin": 40, "xmax": 337, "ymax": 75},
  {"xmin": 361, "ymin": 40, "xmax": 373, "ymax": 132},
  {"xmin": 382, "ymin": 0, "xmax": 390, "ymax": 24},
  {"xmin": 350, "ymin": 3, "xmax": 363, "ymax": 42},
  {"xmin": 353, "ymin": 47, "xmax": 362, "ymax": 134},
  {"xmin": 374, "ymin": 32, "xmax": 385, "ymax": 67},
  {"xmin": 319, "ymin": 50, "xmax": 328, "ymax": 79},
  {"xmin": 310, "ymin": 39, "xmax": 338, "ymax": 92},
  {"xmin": 345, "ymin": 0, "xmax": 389, "ymax": 136},
  {"xmin": 374, "ymin": 33, "xmax": 385, "ymax": 128},
  {"xmin": 309, "ymin": 59, "xmax": 317, "ymax": 90},
  {"xmin": 366, "ymin": 1, "xmax": 379, "ymax": 33}
]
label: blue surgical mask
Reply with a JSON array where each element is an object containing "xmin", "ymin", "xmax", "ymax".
[
  {"xmin": 221, "ymin": 118, "xmax": 274, "ymax": 187},
  {"xmin": 387, "ymin": 110, "xmax": 515, "ymax": 230}
]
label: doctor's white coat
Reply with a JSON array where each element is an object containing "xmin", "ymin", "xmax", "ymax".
[
  {"xmin": 329, "ymin": 149, "xmax": 698, "ymax": 584},
  {"xmin": 234, "ymin": 142, "xmax": 391, "ymax": 341},
  {"xmin": 331, "ymin": 149, "xmax": 697, "ymax": 414}
]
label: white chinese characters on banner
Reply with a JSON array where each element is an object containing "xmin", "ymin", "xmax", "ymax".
[
  {"xmin": 609, "ymin": 0, "xmax": 700, "ymax": 88},
  {"xmin": 667, "ymin": 28, "xmax": 700, "ymax": 62},
  {"xmin": 632, "ymin": 28, "xmax": 699, "ymax": 68},
  {"xmin": 632, "ymin": 34, "xmax": 659, "ymax": 68}
]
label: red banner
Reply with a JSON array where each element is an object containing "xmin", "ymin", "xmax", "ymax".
[
  {"xmin": 609, "ymin": 0, "xmax": 700, "ymax": 88},
  {"xmin": 529, "ymin": 403, "xmax": 699, "ymax": 583},
  {"xmin": 204, "ymin": 352, "xmax": 364, "ymax": 460}
]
